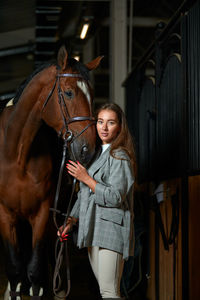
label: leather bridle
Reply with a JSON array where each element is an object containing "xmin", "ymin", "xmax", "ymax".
[
  {"xmin": 44, "ymin": 72, "xmax": 96, "ymax": 299},
  {"xmin": 42, "ymin": 72, "xmax": 96, "ymax": 145}
]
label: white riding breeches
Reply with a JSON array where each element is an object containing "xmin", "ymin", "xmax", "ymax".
[{"xmin": 88, "ymin": 246, "xmax": 124, "ymax": 298}]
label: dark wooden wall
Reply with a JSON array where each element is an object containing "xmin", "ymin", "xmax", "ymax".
[{"xmin": 124, "ymin": 1, "xmax": 200, "ymax": 299}]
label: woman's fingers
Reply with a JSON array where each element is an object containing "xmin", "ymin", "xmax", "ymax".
[
  {"xmin": 66, "ymin": 161, "xmax": 78, "ymax": 173},
  {"xmin": 57, "ymin": 222, "xmax": 72, "ymax": 237},
  {"xmin": 57, "ymin": 225, "xmax": 64, "ymax": 236},
  {"xmin": 68, "ymin": 160, "xmax": 78, "ymax": 167},
  {"xmin": 66, "ymin": 161, "xmax": 82, "ymax": 177},
  {"xmin": 66, "ymin": 160, "xmax": 88, "ymax": 183}
]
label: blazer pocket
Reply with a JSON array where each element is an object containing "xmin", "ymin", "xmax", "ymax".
[{"xmin": 100, "ymin": 208, "xmax": 123, "ymax": 225}]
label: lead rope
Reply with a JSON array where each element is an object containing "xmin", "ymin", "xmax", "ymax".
[{"xmin": 50, "ymin": 136, "xmax": 77, "ymax": 299}]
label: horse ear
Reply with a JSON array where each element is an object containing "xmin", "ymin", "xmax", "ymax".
[
  {"xmin": 85, "ymin": 56, "xmax": 104, "ymax": 71},
  {"xmin": 57, "ymin": 45, "xmax": 68, "ymax": 70}
]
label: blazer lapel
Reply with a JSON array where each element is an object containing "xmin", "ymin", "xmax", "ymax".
[{"xmin": 88, "ymin": 145, "xmax": 110, "ymax": 176}]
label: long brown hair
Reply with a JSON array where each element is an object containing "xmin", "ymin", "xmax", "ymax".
[{"xmin": 95, "ymin": 103, "xmax": 137, "ymax": 176}]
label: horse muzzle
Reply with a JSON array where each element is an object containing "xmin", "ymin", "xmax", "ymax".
[{"xmin": 68, "ymin": 138, "xmax": 96, "ymax": 166}]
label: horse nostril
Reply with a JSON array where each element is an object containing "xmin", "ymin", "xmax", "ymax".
[{"xmin": 81, "ymin": 145, "xmax": 88, "ymax": 156}]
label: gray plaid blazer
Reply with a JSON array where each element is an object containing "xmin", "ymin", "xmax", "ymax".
[{"xmin": 70, "ymin": 145, "xmax": 134, "ymax": 260}]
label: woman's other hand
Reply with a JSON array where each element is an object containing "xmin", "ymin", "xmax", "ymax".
[{"xmin": 57, "ymin": 217, "xmax": 77, "ymax": 237}]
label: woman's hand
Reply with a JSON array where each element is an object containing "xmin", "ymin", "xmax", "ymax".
[
  {"xmin": 66, "ymin": 160, "xmax": 97, "ymax": 192},
  {"xmin": 57, "ymin": 217, "xmax": 77, "ymax": 237},
  {"xmin": 66, "ymin": 160, "xmax": 89, "ymax": 182}
]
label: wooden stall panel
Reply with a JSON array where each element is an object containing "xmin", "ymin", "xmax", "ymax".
[
  {"xmin": 159, "ymin": 179, "xmax": 182, "ymax": 300},
  {"xmin": 147, "ymin": 179, "xmax": 182, "ymax": 300},
  {"xmin": 188, "ymin": 175, "xmax": 200, "ymax": 300},
  {"xmin": 146, "ymin": 208, "xmax": 156, "ymax": 300}
]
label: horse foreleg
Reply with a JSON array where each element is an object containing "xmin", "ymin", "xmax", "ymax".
[
  {"xmin": 4, "ymin": 282, "xmax": 21, "ymax": 300},
  {"xmin": 27, "ymin": 200, "xmax": 50, "ymax": 299},
  {"xmin": 0, "ymin": 204, "xmax": 22, "ymax": 299}
]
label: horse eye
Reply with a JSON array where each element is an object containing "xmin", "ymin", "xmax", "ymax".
[{"xmin": 64, "ymin": 90, "xmax": 74, "ymax": 100}]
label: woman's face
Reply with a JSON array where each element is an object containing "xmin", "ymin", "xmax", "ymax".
[{"xmin": 96, "ymin": 109, "xmax": 121, "ymax": 144}]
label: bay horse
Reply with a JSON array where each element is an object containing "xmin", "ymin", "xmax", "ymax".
[{"xmin": 0, "ymin": 45, "xmax": 103, "ymax": 299}]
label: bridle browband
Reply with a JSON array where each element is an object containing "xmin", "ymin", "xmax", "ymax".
[{"xmin": 45, "ymin": 71, "xmax": 96, "ymax": 299}]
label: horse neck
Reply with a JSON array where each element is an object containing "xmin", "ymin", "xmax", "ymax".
[{"xmin": 4, "ymin": 66, "xmax": 57, "ymax": 169}]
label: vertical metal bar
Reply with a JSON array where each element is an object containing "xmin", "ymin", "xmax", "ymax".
[
  {"xmin": 181, "ymin": 11, "xmax": 189, "ymax": 300},
  {"xmin": 110, "ymin": 0, "xmax": 127, "ymax": 111},
  {"xmin": 128, "ymin": 0, "xmax": 134, "ymax": 74}
]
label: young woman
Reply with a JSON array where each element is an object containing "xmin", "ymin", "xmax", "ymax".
[{"xmin": 59, "ymin": 103, "xmax": 136, "ymax": 299}]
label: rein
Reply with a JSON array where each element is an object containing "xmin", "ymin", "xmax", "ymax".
[
  {"xmin": 46, "ymin": 72, "xmax": 95, "ymax": 298},
  {"xmin": 50, "ymin": 137, "xmax": 76, "ymax": 299}
]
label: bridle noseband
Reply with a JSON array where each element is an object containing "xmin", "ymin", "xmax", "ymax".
[{"xmin": 42, "ymin": 72, "xmax": 96, "ymax": 144}]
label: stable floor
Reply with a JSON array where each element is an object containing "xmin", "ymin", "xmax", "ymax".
[{"xmin": 0, "ymin": 237, "xmax": 146, "ymax": 300}]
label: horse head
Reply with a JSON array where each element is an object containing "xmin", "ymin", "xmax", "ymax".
[{"xmin": 40, "ymin": 46, "xmax": 103, "ymax": 166}]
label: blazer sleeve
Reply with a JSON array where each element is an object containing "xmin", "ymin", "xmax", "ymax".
[{"xmin": 94, "ymin": 155, "xmax": 134, "ymax": 207}]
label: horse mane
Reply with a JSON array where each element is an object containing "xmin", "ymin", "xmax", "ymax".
[
  {"xmin": 13, "ymin": 62, "xmax": 56, "ymax": 105},
  {"xmin": 13, "ymin": 58, "xmax": 90, "ymax": 105},
  {"xmin": 0, "ymin": 57, "xmax": 90, "ymax": 113}
]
